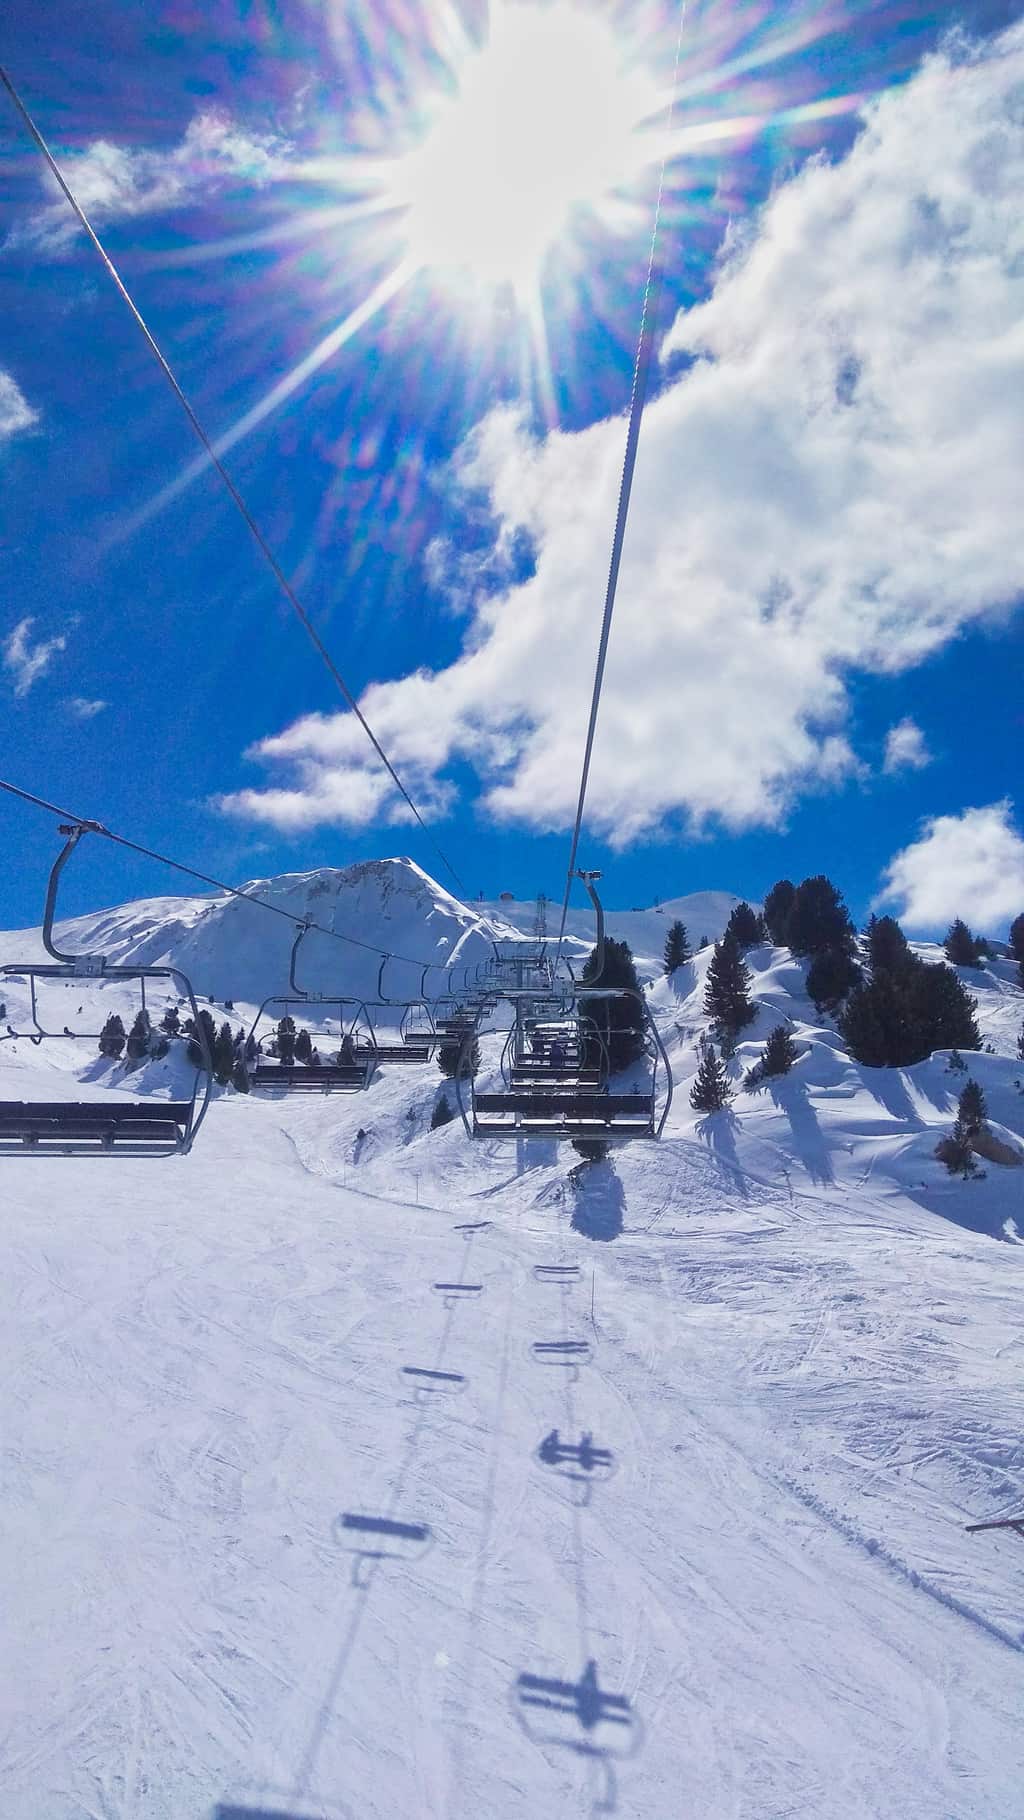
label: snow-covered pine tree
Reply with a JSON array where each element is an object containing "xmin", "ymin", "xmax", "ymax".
[
  {"xmin": 690, "ymin": 1037, "xmax": 732, "ymax": 1112},
  {"xmin": 663, "ymin": 919, "xmax": 691, "ymax": 973},
  {"xmin": 98, "ymin": 1012, "xmax": 126, "ymax": 1058},
  {"xmin": 762, "ymin": 879, "xmax": 796, "ymax": 945},
  {"xmin": 213, "ymin": 1021, "xmax": 236, "ymax": 1086},
  {"xmin": 703, "ymin": 933, "xmax": 755, "ymax": 1039}
]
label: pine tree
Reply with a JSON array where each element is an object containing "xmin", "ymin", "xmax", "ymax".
[
  {"xmin": 935, "ymin": 1120, "xmax": 980, "ymax": 1178},
  {"xmin": 865, "ymin": 913, "xmax": 911, "ymax": 977},
  {"xmin": 699, "ymin": 934, "xmax": 710, "ymax": 950},
  {"xmin": 725, "ymin": 902, "xmax": 761, "ymax": 950},
  {"xmin": 276, "ymin": 1014, "xmax": 297, "ymax": 1066},
  {"xmin": 1009, "ymin": 914, "xmax": 1024, "ymax": 964},
  {"xmin": 186, "ymin": 1008, "xmax": 217, "ymax": 1070},
  {"xmin": 806, "ymin": 948, "xmax": 861, "ymax": 1014},
  {"xmin": 759, "ymin": 1024, "xmax": 799, "ymax": 1078},
  {"xmin": 1017, "ymin": 1019, "xmax": 1024, "ymax": 1063},
  {"xmin": 957, "ymin": 1077, "xmax": 987, "ymax": 1135},
  {"xmin": 841, "ymin": 957, "xmax": 980, "ymax": 1067},
  {"xmin": 431, "ymin": 1091, "xmax": 456, "ymax": 1129},
  {"xmin": 944, "ymin": 918, "xmax": 981, "ymax": 967},
  {"xmin": 908, "ymin": 961, "xmax": 981, "ymax": 1056},
  {"xmin": 437, "ymin": 1032, "xmax": 481, "ymax": 1080},
  {"xmin": 703, "ymin": 933, "xmax": 755, "ymax": 1038},
  {"xmin": 160, "ymin": 1004, "xmax": 181, "ymax": 1037},
  {"xmin": 763, "ymin": 880, "xmax": 796, "ymax": 945},
  {"xmin": 125, "ymin": 1008, "xmax": 152, "ymax": 1063},
  {"xmin": 690, "ymin": 1038, "xmax": 732, "ymax": 1112},
  {"xmin": 294, "ymin": 1027, "xmax": 314, "ymax": 1065},
  {"xmin": 663, "ymin": 920, "xmax": 691, "ymax": 973},
  {"xmin": 213, "ymin": 1021, "xmax": 236, "ymax": 1086},
  {"xmin": 580, "ymin": 938, "xmax": 646, "ymax": 1073},
  {"xmin": 98, "ymin": 1012, "xmax": 126, "ymax": 1059},
  {"xmin": 787, "ymin": 876, "xmax": 856, "ymax": 957},
  {"xmin": 947, "ymin": 1047, "xmax": 967, "ymax": 1073}
]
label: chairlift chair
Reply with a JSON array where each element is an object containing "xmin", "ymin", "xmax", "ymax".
[
  {"xmin": 247, "ymin": 924, "xmax": 374, "ymax": 1093},
  {"xmin": 0, "ymin": 823, "xmax": 212, "ymax": 1155}
]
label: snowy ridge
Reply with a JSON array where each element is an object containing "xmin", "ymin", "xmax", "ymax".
[{"xmin": 1, "ymin": 868, "xmax": 1023, "ymax": 1818}]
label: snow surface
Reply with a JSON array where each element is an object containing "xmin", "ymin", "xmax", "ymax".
[{"xmin": 2, "ymin": 869, "xmax": 1023, "ymax": 1820}]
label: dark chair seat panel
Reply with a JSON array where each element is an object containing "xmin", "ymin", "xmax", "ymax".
[
  {"xmin": 0, "ymin": 1100, "xmax": 190, "ymax": 1124},
  {"xmin": 252, "ymin": 1066, "xmax": 370, "ymax": 1089},
  {"xmin": 475, "ymin": 1092, "xmax": 653, "ymax": 1119}
]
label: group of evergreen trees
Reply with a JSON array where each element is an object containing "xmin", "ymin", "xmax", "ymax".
[
  {"xmin": 839, "ymin": 913, "xmax": 980, "ymax": 1067},
  {"xmin": 97, "ymin": 1000, "xmax": 252, "ymax": 1091}
]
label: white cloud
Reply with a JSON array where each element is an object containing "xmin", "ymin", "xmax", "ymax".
[
  {"xmin": 883, "ymin": 717, "xmax": 932, "ymax": 774},
  {"xmin": 0, "ymin": 370, "xmax": 38, "ymax": 440},
  {"xmin": 2, "ymin": 617, "xmax": 67, "ymax": 697},
  {"xmin": 12, "ymin": 111, "xmax": 290, "ymax": 254},
  {"xmin": 876, "ymin": 802, "xmax": 1024, "ymax": 932},
  {"xmin": 221, "ymin": 22, "xmax": 1024, "ymax": 841},
  {"xmin": 64, "ymin": 696, "xmax": 108, "ymax": 720}
]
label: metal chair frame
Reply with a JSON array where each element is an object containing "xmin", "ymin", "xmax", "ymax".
[{"xmin": 0, "ymin": 823, "xmax": 212, "ymax": 1156}]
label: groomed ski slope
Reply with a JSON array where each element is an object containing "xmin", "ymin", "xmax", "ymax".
[{"xmin": 2, "ymin": 925, "xmax": 1023, "ymax": 1819}]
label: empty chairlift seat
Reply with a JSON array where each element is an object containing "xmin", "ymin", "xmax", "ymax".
[
  {"xmin": 250, "ymin": 1058, "xmax": 373, "ymax": 1093},
  {"xmin": 0, "ymin": 1099, "xmax": 196, "ymax": 1155},
  {"xmin": 473, "ymin": 1089, "xmax": 657, "ymax": 1138}
]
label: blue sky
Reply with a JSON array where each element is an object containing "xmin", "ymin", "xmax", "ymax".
[{"xmin": 1, "ymin": 0, "xmax": 1023, "ymax": 938}]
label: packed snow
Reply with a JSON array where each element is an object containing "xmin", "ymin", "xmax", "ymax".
[{"xmin": 1, "ymin": 860, "xmax": 1022, "ymax": 1819}]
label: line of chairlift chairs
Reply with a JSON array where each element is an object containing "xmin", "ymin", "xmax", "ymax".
[{"xmin": 0, "ymin": 827, "xmax": 672, "ymax": 1157}]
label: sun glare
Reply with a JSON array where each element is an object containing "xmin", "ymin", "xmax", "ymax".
[{"xmin": 390, "ymin": 2, "xmax": 663, "ymax": 294}]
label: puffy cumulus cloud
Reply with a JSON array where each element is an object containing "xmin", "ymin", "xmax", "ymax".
[
  {"xmin": 222, "ymin": 23, "xmax": 1024, "ymax": 842},
  {"xmin": 12, "ymin": 111, "xmax": 290, "ymax": 254},
  {"xmin": 883, "ymin": 717, "xmax": 932, "ymax": 774},
  {"xmin": 876, "ymin": 802, "xmax": 1024, "ymax": 931},
  {"xmin": 2, "ymin": 617, "xmax": 66, "ymax": 697},
  {"xmin": 0, "ymin": 370, "xmax": 38, "ymax": 440}
]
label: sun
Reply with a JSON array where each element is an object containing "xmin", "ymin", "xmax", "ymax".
[{"xmin": 388, "ymin": 1, "xmax": 664, "ymax": 296}]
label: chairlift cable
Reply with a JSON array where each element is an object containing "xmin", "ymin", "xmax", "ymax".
[
  {"xmin": 0, "ymin": 61, "xmax": 467, "ymax": 899},
  {"xmin": 554, "ymin": 6, "xmax": 687, "ymax": 964},
  {"xmin": 0, "ymin": 775, "xmax": 462, "ymax": 976}
]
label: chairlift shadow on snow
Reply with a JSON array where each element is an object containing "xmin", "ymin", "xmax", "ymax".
[
  {"xmin": 333, "ymin": 1511, "xmax": 433, "ymax": 1587},
  {"xmin": 530, "ymin": 1338, "xmax": 592, "ymax": 1381},
  {"xmin": 213, "ymin": 1804, "xmax": 351, "ymax": 1820},
  {"xmin": 766, "ymin": 1077, "xmax": 835, "ymax": 1186},
  {"xmin": 570, "ymin": 1159, "xmax": 625, "ymax": 1242},
  {"xmin": 535, "ymin": 1429, "xmax": 616, "ymax": 1506},
  {"xmin": 433, "ymin": 1280, "xmax": 483, "ymax": 1308},
  {"xmin": 452, "ymin": 1219, "xmax": 492, "ymax": 1234},
  {"xmin": 400, "ymin": 1364, "xmax": 466, "ymax": 1403},
  {"xmin": 513, "ymin": 1659, "xmax": 642, "ymax": 1814},
  {"xmin": 534, "ymin": 1262, "xmax": 580, "ymax": 1282}
]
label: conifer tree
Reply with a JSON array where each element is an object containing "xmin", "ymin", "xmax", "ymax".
[
  {"xmin": 763, "ymin": 879, "xmax": 796, "ymax": 945},
  {"xmin": 232, "ymin": 1053, "xmax": 251, "ymax": 1093},
  {"xmin": 787, "ymin": 876, "xmax": 856, "ymax": 957},
  {"xmin": 125, "ymin": 1007, "xmax": 152, "ymax": 1063},
  {"xmin": 935, "ymin": 1119, "xmax": 980, "ymax": 1178},
  {"xmin": 276, "ymin": 1014, "xmax": 297, "ymax": 1066},
  {"xmin": 957, "ymin": 1077, "xmax": 987, "ymax": 1135},
  {"xmin": 294, "ymin": 1027, "xmax": 314, "ymax": 1065},
  {"xmin": 437, "ymin": 1032, "xmax": 481, "ymax": 1080},
  {"xmin": 581, "ymin": 937, "xmax": 646, "ymax": 1073},
  {"xmin": 759, "ymin": 1024, "xmax": 799, "ymax": 1078},
  {"xmin": 431, "ymin": 1091, "xmax": 455, "ymax": 1129},
  {"xmin": 944, "ymin": 918, "xmax": 981, "ymax": 967},
  {"xmin": 663, "ymin": 920, "xmax": 691, "ymax": 974},
  {"xmin": 806, "ymin": 948, "xmax": 861, "ymax": 1014},
  {"xmin": 186, "ymin": 1008, "xmax": 217, "ymax": 1070},
  {"xmin": 690, "ymin": 1038, "xmax": 732, "ymax": 1112},
  {"xmin": 98, "ymin": 1012, "xmax": 126, "ymax": 1059},
  {"xmin": 840, "ymin": 957, "xmax": 980, "ymax": 1067},
  {"xmin": 703, "ymin": 933, "xmax": 755, "ymax": 1039},
  {"xmin": 1010, "ymin": 913, "xmax": 1024, "ymax": 962},
  {"xmin": 866, "ymin": 913, "xmax": 911, "ymax": 978},
  {"xmin": 160, "ymin": 1004, "xmax": 181, "ymax": 1037},
  {"xmin": 725, "ymin": 902, "xmax": 761, "ymax": 950},
  {"xmin": 213, "ymin": 1020, "xmax": 236, "ymax": 1086},
  {"xmin": 908, "ymin": 962, "xmax": 981, "ymax": 1055}
]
